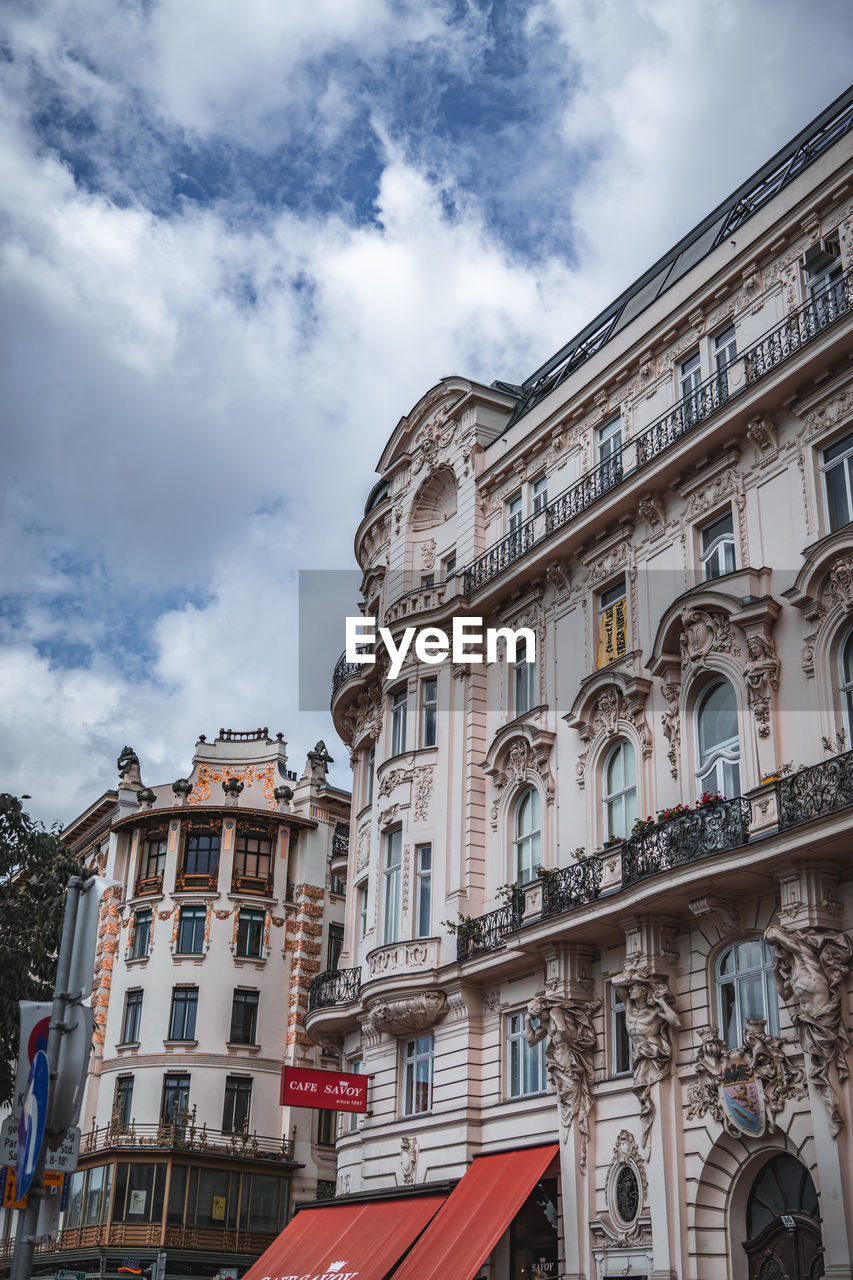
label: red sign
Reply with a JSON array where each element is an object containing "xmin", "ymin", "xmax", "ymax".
[{"xmin": 280, "ymin": 1066, "xmax": 367, "ymax": 1113}]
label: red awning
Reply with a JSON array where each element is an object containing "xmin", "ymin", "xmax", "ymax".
[
  {"xmin": 242, "ymin": 1192, "xmax": 447, "ymax": 1280},
  {"xmin": 391, "ymin": 1143, "xmax": 560, "ymax": 1280}
]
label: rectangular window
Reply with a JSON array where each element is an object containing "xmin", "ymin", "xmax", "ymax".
[
  {"xmin": 317, "ymin": 1109, "xmax": 336, "ymax": 1146},
  {"xmin": 597, "ymin": 417, "xmax": 622, "ymax": 489},
  {"xmin": 679, "ymin": 349, "xmax": 702, "ymax": 410},
  {"xmin": 611, "ymin": 984, "xmax": 632, "ymax": 1076},
  {"xmin": 421, "ymin": 574, "xmax": 435, "ymax": 589},
  {"xmin": 700, "ymin": 510, "xmax": 736, "ymax": 580},
  {"xmin": 415, "ymin": 844, "xmax": 432, "ymax": 939},
  {"xmin": 161, "ymin": 1073, "xmax": 190, "ymax": 1124},
  {"xmin": 138, "ymin": 836, "xmax": 166, "ymax": 890},
  {"xmin": 182, "ymin": 830, "xmax": 220, "ymax": 881},
  {"xmin": 390, "ymin": 688, "xmax": 408, "ymax": 756},
  {"xmin": 358, "ymin": 882, "xmax": 369, "ymax": 938},
  {"xmin": 421, "ymin": 677, "xmax": 438, "ymax": 748},
  {"xmin": 346, "ymin": 1059, "xmax": 363, "ymax": 1133},
  {"xmin": 822, "ymin": 430, "xmax": 853, "ymax": 531},
  {"xmin": 176, "ymin": 904, "xmax": 207, "ymax": 954},
  {"xmin": 113, "ymin": 1075, "xmax": 134, "ymax": 1129},
  {"xmin": 234, "ymin": 830, "xmax": 272, "ymax": 883},
  {"xmin": 327, "ymin": 922, "xmax": 344, "ymax": 970},
  {"xmin": 365, "ymin": 745, "xmax": 375, "ymax": 806},
  {"xmin": 713, "ymin": 324, "xmax": 737, "ymax": 399},
  {"xmin": 236, "ymin": 908, "xmax": 265, "ymax": 958},
  {"xmin": 443, "ymin": 552, "xmax": 456, "ymax": 580},
  {"xmin": 596, "ymin": 579, "xmax": 628, "ymax": 668},
  {"xmin": 229, "ymin": 990, "xmax": 259, "ymax": 1045},
  {"xmin": 122, "ymin": 990, "xmax": 143, "ymax": 1045},
  {"xmin": 513, "ymin": 636, "xmax": 537, "ymax": 717},
  {"xmin": 129, "ymin": 908, "xmax": 152, "ymax": 960},
  {"xmin": 403, "ymin": 1034, "xmax": 433, "ymax": 1116},
  {"xmin": 532, "ymin": 474, "xmax": 548, "ymax": 513},
  {"xmin": 507, "ymin": 1012, "xmax": 546, "ymax": 1097},
  {"xmin": 169, "ymin": 987, "xmax": 198, "ymax": 1041},
  {"xmin": 383, "ymin": 829, "xmax": 402, "ymax": 945},
  {"xmin": 222, "ymin": 1076, "xmax": 252, "ymax": 1134},
  {"xmin": 507, "ymin": 493, "xmax": 523, "ymax": 532}
]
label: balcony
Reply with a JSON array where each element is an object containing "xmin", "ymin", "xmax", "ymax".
[
  {"xmin": 134, "ymin": 874, "xmax": 163, "ymax": 896},
  {"xmin": 231, "ymin": 872, "xmax": 274, "ymax": 895},
  {"xmin": 461, "ymin": 268, "xmax": 853, "ymax": 596},
  {"xmin": 174, "ymin": 869, "xmax": 219, "ymax": 891},
  {"xmin": 82, "ymin": 1116, "xmax": 294, "ymax": 1162},
  {"xmin": 540, "ymin": 858, "xmax": 603, "ymax": 918},
  {"xmin": 456, "ymin": 887, "xmax": 524, "ymax": 963},
  {"xmin": 777, "ymin": 748, "xmax": 853, "ymax": 829},
  {"xmin": 332, "ymin": 824, "xmax": 350, "ymax": 858},
  {"xmin": 621, "ymin": 796, "xmax": 751, "ymax": 887},
  {"xmin": 307, "ymin": 966, "xmax": 362, "ymax": 1012}
]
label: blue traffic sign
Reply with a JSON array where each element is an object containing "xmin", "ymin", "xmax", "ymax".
[{"xmin": 17, "ymin": 1050, "xmax": 48, "ymax": 1199}]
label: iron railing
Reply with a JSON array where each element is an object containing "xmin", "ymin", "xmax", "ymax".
[
  {"xmin": 332, "ymin": 650, "xmax": 364, "ymax": 692},
  {"xmin": 621, "ymin": 797, "xmax": 751, "ymax": 887},
  {"xmin": 456, "ymin": 886, "xmax": 524, "ymax": 962},
  {"xmin": 458, "ymin": 268, "xmax": 853, "ymax": 595},
  {"xmin": 777, "ymin": 749, "xmax": 853, "ymax": 830},
  {"xmin": 540, "ymin": 858, "xmax": 603, "ymax": 917},
  {"xmin": 308, "ymin": 966, "xmax": 362, "ymax": 1012},
  {"xmin": 332, "ymin": 825, "xmax": 350, "ymax": 858},
  {"xmin": 83, "ymin": 1116, "xmax": 294, "ymax": 1161}
]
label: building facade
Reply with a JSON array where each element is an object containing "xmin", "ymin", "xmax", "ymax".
[
  {"xmin": 17, "ymin": 730, "xmax": 350, "ymax": 1280},
  {"xmin": 306, "ymin": 89, "xmax": 853, "ymax": 1280}
]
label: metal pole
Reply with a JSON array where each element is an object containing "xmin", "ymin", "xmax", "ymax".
[{"xmin": 10, "ymin": 874, "xmax": 85, "ymax": 1280}]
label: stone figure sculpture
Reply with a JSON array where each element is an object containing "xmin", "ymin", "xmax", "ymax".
[
  {"xmin": 307, "ymin": 740, "xmax": 334, "ymax": 781},
  {"xmin": 612, "ymin": 962, "xmax": 681, "ymax": 1149},
  {"xmin": 525, "ymin": 994, "xmax": 600, "ymax": 1171},
  {"xmin": 764, "ymin": 922, "xmax": 853, "ymax": 1134}
]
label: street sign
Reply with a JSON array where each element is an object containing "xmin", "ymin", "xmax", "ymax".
[
  {"xmin": 1, "ymin": 1117, "xmax": 80, "ymax": 1172},
  {"xmin": 48, "ymin": 1004, "xmax": 94, "ymax": 1144},
  {"xmin": 2, "ymin": 1168, "xmax": 27, "ymax": 1209},
  {"xmin": 12, "ymin": 1003, "xmax": 51, "ymax": 1120},
  {"xmin": 17, "ymin": 1050, "xmax": 48, "ymax": 1199}
]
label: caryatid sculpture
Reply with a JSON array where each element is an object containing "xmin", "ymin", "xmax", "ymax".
[
  {"xmin": 525, "ymin": 994, "xmax": 600, "ymax": 1172},
  {"xmin": 764, "ymin": 922, "xmax": 853, "ymax": 1135},
  {"xmin": 612, "ymin": 961, "xmax": 681, "ymax": 1150}
]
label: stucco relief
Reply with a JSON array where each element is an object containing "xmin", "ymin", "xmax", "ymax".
[
  {"xmin": 367, "ymin": 941, "xmax": 434, "ymax": 976},
  {"xmin": 367, "ymin": 992, "xmax": 448, "ymax": 1036},
  {"xmin": 525, "ymin": 994, "xmax": 600, "ymax": 1172},
  {"xmin": 660, "ymin": 669, "xmax": 681, "ymax": 778},
  {"xmin": 412, "ymin": 414, "xmax": 452, "ymax": 475},
  {"xmin": 746, "ymin": 415, "xmax": 778, "ymax": 460},
  {"xmin": 356, "ymin": 820, "xmax": 371, "ymax": 873},
  {"xmin": 826, "ymin": 555, "xmax": 853, "ymax": 608},
  {"xmin": 612, "ymin": 962, "xmax": 681, "ymax": 1150},
  {"xmin": 400, "ymin": 1135, "xmax": 418, "ymax": 1184},
  {"xmin": 585, "ymin": 538, "xmax": 631, "ymax": 589},
  {"xmin": 597, "ymin": 1130, "xmax": 649, "ymax": 1248},
  {"xmin": 575, "ymin": 683, "xmax": 652, "ymax": 761},
  {"xmin": 413, "ymin": 766, "xmax": 433, "ymax": 822},
  {"xmin": 489, "ymin": 736, "xmax": 555, "ymax": 826},
  {"xmin": 679, "ymin": 606, "xmax": 741, "ymax": 669},
  {"xmin": 546, "ymin": 560, "xmax": 571, "ymax": 598},
  {"xmin": 764, "ymin": 922, "xmax": 853, "ymax": 1135},
  {"xmin": 685, "ymin": 1021, "xmax": 805, "ymax": 1135},
  {"xmin": 637, "ymin": 494, "xmax": 665, "ymax": 536},
  {"xmin": 804, "ymin": 387, "xmax": 853, "ymax": 441},
  {"xmin": 744, "ymin": 630, "xmax": 780, "ymax": 737},
  {"xmin": 421, "ymin": 538, "xmax": 437, "ymax": 570},
  {"xmin": 379, "ymin": 767, "xmax": 413, "ymax": 798}
]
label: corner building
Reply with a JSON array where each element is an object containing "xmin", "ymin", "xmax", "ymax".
[
  {"xmin": 307, "ymin": 89, "xmax": 853, "ymax": 1280},
  {"xmin": 23, "ymin": 730, "xmax": 349, "ymax": 1280}
]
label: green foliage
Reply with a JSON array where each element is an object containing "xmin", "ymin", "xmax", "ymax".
[{"xmin": 0, "ymin": 794, "xmax": 84, "ymax": 1106}]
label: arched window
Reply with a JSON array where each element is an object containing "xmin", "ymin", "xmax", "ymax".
[
  {"xmin": 716, "ymin": 937, "xmax": 779, "ymax": 1050},
  {"xmin": 513, "ymin": 788, "xmax": 541, "ymax": 885},
  {"xmin": 696, "ymin": 679, "xmax": 741, "ymax": 797},
  {"xmin": 840, "ymin": 630, "xmax": 853, "ymax": 741},
  {"xmin": 603, "ymin": 740, "xmax": 637, "ymax": 841}
]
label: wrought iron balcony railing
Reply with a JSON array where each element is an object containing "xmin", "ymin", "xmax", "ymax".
[
  {"xmin": 777, "ymin": 749, "xmax": 853, "ymax": 830},
  {"xmin": 332, "ymin": 825, "xmax": 350, "ymax": 859},
  {"xmin": 459, "ymin": 268, "xmax": 853, "ymax": 596},
  {"xmin": 456, "ymin": 886, "xmax": 524, "ymax": 963},
  {"xmin": 332, "ymin": 650, "xmax": 364, "ymax": 692},
  {"xmin": 307, "ymin": 966, "xmax": 362, "ymax": 1012},
  {"xmin": 621, "ymin": 797, "xmax": 751, "ymax": 887},
  {"xmin": 540, "ymin": 858, "xmax": 603, "ymax": 918},
  {"xmin": 83, "ymin": 1116, "xmax": 294, "ymax": 1161}
]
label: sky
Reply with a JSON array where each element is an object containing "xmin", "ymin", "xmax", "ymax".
[{"xmin": 2, "ymin": 0, "xmax": 852, "ymax": 826}]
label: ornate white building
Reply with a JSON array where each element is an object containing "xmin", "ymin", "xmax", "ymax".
[
  {"xmin": 18, "ymin": 730, "xmax": 350, "ymax": 1280},
  {"xmin": 299, "ymin": 88, "xmax": 853, "ymax": 1280}
]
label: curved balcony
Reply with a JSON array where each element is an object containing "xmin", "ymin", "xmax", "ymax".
[
  {"xmin": 383, "ymin": 580, "xmax": 448, "ymax": 626},
  {"xmin": 621, "ymin": 796, "xmax": 751, "ymax": 887},
  {"xmin": 777, "ymin": 748, "xmax": 853, "ymax": 829},
  {"xmin": 540, "ymin": 857, "xmax": 602, "ymax": 918},
  {"xmin": 332, "ymin": 650, "xmax": 365, "ymax": 693},
  {"xmin": 307, "ymin": 966, "xmax": 362, "ymax": 1013}
]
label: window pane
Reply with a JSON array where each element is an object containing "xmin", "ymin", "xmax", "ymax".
[{"xmin": 698, "ymin": 682, "xmax": 738, "ymax": 758}]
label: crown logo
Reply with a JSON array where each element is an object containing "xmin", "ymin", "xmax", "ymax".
[{"xmin": 328, "ymin": 1264, "xmax": 347, "ymax": 1272}]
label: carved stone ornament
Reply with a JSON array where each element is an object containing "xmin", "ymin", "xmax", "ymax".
[
  {"xmin": 764, "ymin": 923, "xmax": 853, "ymax": 1135},
  {"xmin": 337, "ymin": 1171, "xmax": 351, "ymax": 1195},
  {"xmin": 660, "ymin": 669, "xmax": 681, "ymax": 779},
  {"xmin": 598, "ymin": 1130, "xmax": 649, "ymax": 1247},
  {"xmin": 637, "ymin": 494, "xmax": 665, "ymax": 536},
  {"xmin": 379, "ymin": 767, "xmax": 414, "ymax": 798},
  {"xmin": 744, "ymin": 630, "xmax": 780, "ymax": 738},
  {"xmin": 412, "ymin": 415, "xmax": 451, "ymax": 475},
  {"xmin": 688, "ymin": 894, "xmax": 740, "ymax": 940},
  {"xmin": 400, "ymin": 1135, "xmax": 418, "ymax": 1185},
  {"xmin": 413, "ymin": 766, "xmax": 433, "ymax": 822},
  {"xmin": 685, "ymin": 1021, "xmax": 805, "ymax": 1137},
  {"xmin": 684, "ymin": 467, "xmax": 736, "ymax": 519},
  {"xmin": 826, "ymin": 555, "xmax": 853, "ymax": 609},
  {"xmin": 356, "ymin": 820, "xmax": 371, "ymax": 873},
  {"xmin": 525, "ymin": 994, "xmax": 600, "ymax": 1172},
  {"xmin": 367, "ymin": 991, "xmax": 448, "ymax": 1037},
  {"xmin": 804, "ymin": 388, "xmax": 853, "ymax": 441},
  {"xmin": 679, "ymin": 606, "xmax": 741, "ymax": 668},
  {"xmin": 746, "ymin": 415, "xmax": 778, "ymax": 457},
  {"xmin": 574, "ymin": 682, "xmax": 652, "ymax": 761},
  {"xmin": 421, "ymin": 538, "xmax": 437, "ymax": 570},
  {"xmin": 611, "ymin": 962, "xmax": 681, "ymax": 1151},
  {"xmin": 546, "ymin": 560, "xmax": 571, "ymax": 597}
]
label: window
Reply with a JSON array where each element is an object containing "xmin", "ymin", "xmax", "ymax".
[
  {"xmin": 597, "ymin": 578, "xmax": 628, "ymax": 668},
  {"xmin": 365, "ymin": 745, "xmax": 375, "ymax": 806},
  {"xmin": 183, "ymin": 830, "xmax": 220, "ymax": 879},
  {"xmin": 390, "ymin": 687, "xmax": 408, "ymax": 756},
  {"xmin": 129, "ymin": 908, "xmax": 152, "ymax": 960},
  {"xmin": 415, "ymin": 844, "xmax": 432, "ymax": 938},
  {"xmin": 805, "ymin": 234, "xmax": 843, "ymax": 304},
  {"xmin": 597, "ymin": 417, "xmax": 622, "ymax": 488},
  {"xmin": 717, "ymin": 937, "xmax": 779, "ymax": 1050},
  {"xmin": 841, "ymin": 631, "xmax": 853, "ymax": 739},
  {"xmin": 122, "ymin": 989, "xmax": 143, "ymax": 1044},
  {"xmin": 357, "ymin": 882, "xmax": 369, "ymax": 938},
  {"xmin": 513, "ymin": 637, "xmax": 537, "ymax": 716},
  {"xmin": 345, "ymin": 1059, "xmax": 363, "ymax": 1133},
  {"xmin": 234, "ymin": 830, "xmax": 272, "ymax": 883},
  {"xmin": 508, "ymin": 1011, "xmax": 546, "ymax": 1097},
  {"xmin": 141, "ymin": 835, "xmax": 167, "ymax": 882},
  {"xmin": 696, "ymin": 679, "xmax": 741, "ymax": 797},
  {"xmin": 229, "ymin": 990, "xmax": 259, "ymax": 1045},
  {"xmin": 700, "ymin": 510, "xmax": 736, "ymax": 580},
  {"xmin": 327, "ymin": 923, "xmax": 344, "ymax": 970},
  {"xmin": 822, "ymin": 429, "xmax": 853, "ymax": 531},
  {"xmin": 443, "ymin": 552, "xmax": 456, "ymax": 580},
  {"xmin": 161, "ymin": 1072, "xmax": 190, "ymax": 1123},
  {"xmin": 514, "ymin": 788, "xmax": 541, "ymax": 885},
  {"xmin": 421, "ymin": 573, "xmax": 435, "ymax": 589},
  {"xmin": 603, "ymin": 740, "xmax": 637, "ymax": 841},
  {"xmin": 421, "ymin": 677, "xmax": 438, "ymax": 748},
  {"xmin": 176, "ymin": 904, "xmax": 206, "ymax": 954},
  {"xmin": 611, "ymin": 984, "xmax": 632, "ymax": 1075},
  {"xmin": 532, "ymin": 474, "xmax": 548, "ymax": 514},
  {"xmin": 679, "ymin": 349, "xmax": 702, "ymax": 419},
  {"xmin": 403, "ymin": 1034, "xmax": 433, "ymax": 1115},
  {"xmin": 222, "ymin": 1076, "xmax": 252, "ymax": 1134},
  {"xmin": 236, "ymin": 908, "xmax": 265, "ymax": 958},
  {"xmin": 113, "ymin": 1076, "xmax": 134, "ymax": 1129},
  {"xmin": 383, "ymin": 829, "xmax": 402, "ymax": 945},
  {"xmin": 507, "ymin": 493, "xmax": 523, "ymax": 532},
  {"xmin": 713, "ymin": 324, "xmax": 737, "ymax": 398},
  {"xmin": 317, "ymin": 1109, "xmax": 336, "ymax": 1146},
  {"xmin": 168, "ymin": 987, "xmax": 198, "ymax": 1041}
]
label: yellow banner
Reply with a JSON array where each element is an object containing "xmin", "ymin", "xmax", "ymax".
[{"xmin": 597, "ymin": 597, "xmax": 627, "ymax": 668}]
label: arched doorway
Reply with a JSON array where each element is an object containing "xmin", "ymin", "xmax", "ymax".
[{"xmin": 743, "ymin": 1154, "xmax": 824, "ymax": 1279}]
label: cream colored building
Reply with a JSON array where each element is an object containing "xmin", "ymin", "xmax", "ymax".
[
  {"xmin": 19, "ymin": 730, "xmax": 350, "ymax": 1280},
  {"xmin": 305, "ymin": 88, "xmax": 853, "ymax": 1280}
]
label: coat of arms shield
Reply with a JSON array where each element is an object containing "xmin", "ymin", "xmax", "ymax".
[{"xmin": 719, "ymin": 1053, "xmax": 765, "ymax": 1137}]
